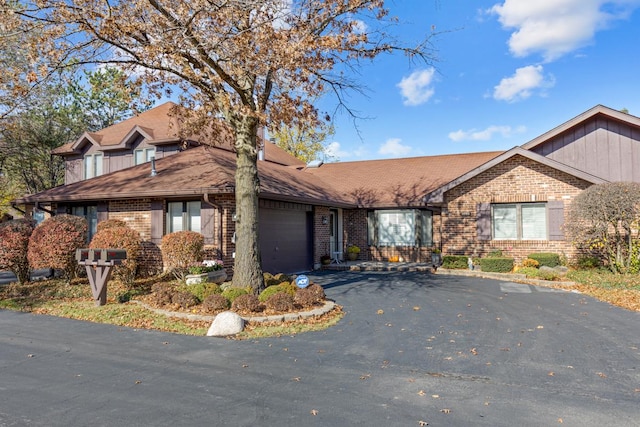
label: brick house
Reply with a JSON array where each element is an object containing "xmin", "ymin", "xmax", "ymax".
[{"xmin": 13, "ymin": 104, "xmax": 640, "ymax": 274}]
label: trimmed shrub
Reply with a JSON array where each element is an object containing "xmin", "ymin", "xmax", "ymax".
[
  {"xmin": 202, "ymin": 293, "xmax": 230, "ymax": 313},
  {"xmin": 231, "ymin": 294, "xmax": 261, "ymax": 313},
  {"xmin": 259, "ymin": 285, "xmax": 284, "ymax": 302},
  {"xmin": 187, "ymin": 282, "xmax": 221, "ymax": 302},
  {"xmin": 151, "ymin": 281, "xmax": 177, "ymax": 305},
  {"xmin": 96, "ymin": 219, "xmax": 128, "ymax": 233},
  {"xmin": 294, "ymin": 287, "xmax": 318, "ymax": 307},
  {"xmin": 478, "ymin": 257, "xmax": 514, "ymax": 273},
  {"xmin": 537, "ymin": 268, "xmax": 560, "ymax": 281},
  {"xmin": 161, "ymin": 231, "xmax": 204, "ymax": 279},
  {"xmin": 258, "ymin": 282, "xmax": 295, "ymax": 302},
  {"xmin": 90, "ymin": 225, "xmax": 142, "ymax": 286},
  {"xmin": 575, "ymin": 254, "xmax": 602, "ymax": 270},
  {"xmin": 265, "ymin": 292, "xmax": 294, "ymax": 312},
  {"xmin": 221, "ymin": 287, "xmax": 248, "ymax": 303},
  {"xmin": 487, "ymin": 249, "xmax": 503, "ymax": 257},
  {"xmin": 282, "ymin": 281, "xmax": 298, "ymax": 296},
  {"xmin": 171, "ymin": 291, "xmax": 199, "ymax": 309},
  {"xmin": 28, "ymin": 214, "xmax": 87, "ymax": 280},
  {"xmin": 307, "ymin": 283, "xmax": 325, "ymax": 302},
  {"xmin": 516, "ymin": 266, "xmax": 539, "ymax": 278},
  {"xmin": 522, "ymin": 258, "xmax": 540, "ymax": 268},
  {"xmin": 528, "ymin": 253, "xmax": 561, "ymax": 268},
  {"xmin": 441, "ymin": 255, "xmax": 468, "ymax": 269},
  {"xmin": 273, "ymin": 273, "xmax": 291, "ymax": 284},
  {"xmin": 0, "ymin": 219, "xmax": 35, "ymax": 285}
]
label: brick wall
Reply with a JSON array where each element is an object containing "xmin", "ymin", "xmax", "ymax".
[
  {"xmin": 442, "ymin": 155, "xmax": 592, "ymax": 264},
  {"xmin": 313, "ymin": 206, "xmax": 332, "ymax": 263},
  {"xmin": 104, "ymin": 197, "xmax": 235, "ymax": 276},
  {"xmin": 344, "ymin": 209, "xmax": 368, "ymax": 261}
]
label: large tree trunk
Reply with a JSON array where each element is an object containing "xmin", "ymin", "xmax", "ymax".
[{"xmin": 231, "ymin": 114, "xmax": 265, "ymax": 293}]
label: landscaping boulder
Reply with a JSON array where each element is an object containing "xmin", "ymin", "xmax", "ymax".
[{"xmin": 207, "ymin": 311, "xmax": 244, "ymax": 337}]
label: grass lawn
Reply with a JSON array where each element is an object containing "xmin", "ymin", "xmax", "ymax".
[{"xmin": 0, "ymin": 276, "xmax": 343, "ymax": 338}]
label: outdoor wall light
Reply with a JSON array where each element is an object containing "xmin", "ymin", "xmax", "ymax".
[{"xmin": 321, "ymin": 216, "xmax": 328, "ymax": 225}]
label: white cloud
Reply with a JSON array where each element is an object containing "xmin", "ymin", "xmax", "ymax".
[
  {"xmin": 490, "ymin": 0, "xmax": 640, "ymax": 61},
  {"xmin": 378, "ymin": 138, "xmax": 412, "ymax": 157},
  {"xmin": 397, "ymin": 68, "xmax": 436, "ymax": 106},
  {"xmin": 448, "ymin": 125, "xmax": 527, "ymax": 142},
  {"xmin": 493, "ymin": 65, "xmax": 554, "ymax": 102},
  {"xmin": 324, "ymin": 141, "xmax": 350, "ymax": 160}
]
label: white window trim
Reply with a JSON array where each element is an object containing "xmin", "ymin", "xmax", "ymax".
[
  {"xmin": 166, "ymin": 201, "xmax": 201, "ymax": 234},
  {"xmin": 491, "ymin": 203, "xmax": 548, "ymax": 241},
  {"xmin": 83, "ymin": 153, "xmax": 103, "ymax": 180},
  {"xmin": 134, "ymin": 147, "xmax": 156, "ymax": 165}
]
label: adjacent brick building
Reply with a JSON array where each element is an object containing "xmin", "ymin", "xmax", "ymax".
[{"xmin": 14, "ymin": 104, "xmax": 640, "ymax": 274}]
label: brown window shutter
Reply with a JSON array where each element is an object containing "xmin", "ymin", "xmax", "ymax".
[
  {"xmin": 201, "ymin": 201, "xmax": 214, "ymax": 245},
  {"xmin": 97, "ymin": 202, "xmax": 108, "ymax": 223},
  {"xmin": 150, "ymin": 200, "xmax": 164, "ymax": 244},
  {"xmin": 548, "ymin": 200, "xmax": 564, "ymax": 241},
  {"xmin": 477, "ymin": 203, "xmax": 492, "ymax": 240}
]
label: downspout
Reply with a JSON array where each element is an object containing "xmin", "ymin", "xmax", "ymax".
[
  {"xmin": 10, "ymin": 203, "xmax": 26, "ymax": 215},
  {"xmin": 203, "ymin": 193, "xmax": 223, "ymax": 250},
  {"xmin": 35, "ymin": 202, "xmax": 56, "ymax": 216}
]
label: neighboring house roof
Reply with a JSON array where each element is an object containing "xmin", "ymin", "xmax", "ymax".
[
  {"xmin": 304, "ymin": 151, "xmax": 503, "ymax": 208},
  {"xmin": 423, "ymin": 147, "xmax": 608, "ymax": 204},
  {"xmin": 521, "ymin": 104, "xmax": 640, "ymax": 151},
  {"xmin": 15, "ymin": 145, "xmax": 351, "ymax": 207},
  {"xmin": 51, "ymin": 102, "xmax": 305, "ymax": 168}
]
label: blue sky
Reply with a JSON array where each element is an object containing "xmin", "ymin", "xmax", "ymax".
[{"xmin": 318, "ymin": 0, "xmax": 640, "ymax": 161}]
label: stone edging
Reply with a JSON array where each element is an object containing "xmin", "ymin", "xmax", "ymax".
[
  {"xmin": 133, "ymin": 299, "xmax": 336, "ymax": 323},
  {"xmin": 435, "ymin": 268, "xmax": 576, "ymax": 287}
]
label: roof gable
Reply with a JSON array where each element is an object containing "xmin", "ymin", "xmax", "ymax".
[
  {"xmin": 522, "ymin": 105, "xmax": 640, "ymax": 151},
  {"xmin": 424, "ymin": 147, "xmax": 607, "ymax": 204}
]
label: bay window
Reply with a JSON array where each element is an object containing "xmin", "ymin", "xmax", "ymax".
[{"xmin": 368, "ymin": 209, "xmax": 432, "ymax": 247}]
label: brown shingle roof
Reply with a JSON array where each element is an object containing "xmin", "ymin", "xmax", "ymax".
[
  {"xmin": 51, "ymin": 102, "xmax": 305, "ymax": 168},
  {"xmin": 16, "ymin": 145, "xmax": 348, "ymax": 205},
  {"xmin": 305, "ymin": 151, "xmax": 504, "ymax": 208}
]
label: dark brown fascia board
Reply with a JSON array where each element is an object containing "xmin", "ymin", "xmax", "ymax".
[
  {"xmin": 423, "ymin": 147, "xmax": 608, "ymax": 204},
  {"xmin": 521, "ymin": 105, "xmax": 640, "ymax": 151},
  {"xmin": 69, "ymin": 132, "xmax": 102, "ymax": 152},
  {"xmin": 258, "ymin": 192, "xmax": 356, "ymax": 209},
  {"xmin": 14, "ymin": 187, "xmax": 235, "ymax": 204}
]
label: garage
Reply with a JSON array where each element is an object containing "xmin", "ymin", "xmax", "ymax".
[{"xmin": 259, "ymin": 200, "xmax": 313, "ymax": 274}]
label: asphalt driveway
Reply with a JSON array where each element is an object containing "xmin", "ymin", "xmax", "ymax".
[{"xmin": 1, "ymin": 271, "xmax": 638, "ymax": 426}]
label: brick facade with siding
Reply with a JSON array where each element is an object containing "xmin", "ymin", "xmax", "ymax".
[{"xmin": 441, "ymin": 155, "xmax": 592, "ymax": 263}]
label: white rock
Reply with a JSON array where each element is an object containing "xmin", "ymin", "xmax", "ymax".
[{"xmin": 207, "ymin": 311, "xmax": 244, "ymax": 337}]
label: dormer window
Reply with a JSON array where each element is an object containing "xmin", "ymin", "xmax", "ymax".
[
  {"xmin": 134, "ymin": 148, "xmax": 156, "ymax": 165},
  {"xmin": 84, "ymin": 153, "xmax": 103, "ymax": 179}
]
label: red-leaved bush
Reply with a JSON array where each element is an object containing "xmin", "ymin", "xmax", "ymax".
[
  {"xmin": 0, "ymin": 219, "xmax": 36, "ymax": 285},
  {"xmin": 161, "ymin": 231, "xmax": 204, "ymax": 278},
  {"xmin": 28, "ymin": 214, "xmax": 87, "ymax": 280},
  {"xmin": 96, "ymin": 219, "xmax": 128, "ymax": 233},
  {"xmin": 90, "ymin": 225, "xmax": 142, "ymax": 285}
]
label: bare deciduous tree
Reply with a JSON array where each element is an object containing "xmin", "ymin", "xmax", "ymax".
[{"xmin": 566, "ymin": 182, "xmax": 640, "ymax": 273}]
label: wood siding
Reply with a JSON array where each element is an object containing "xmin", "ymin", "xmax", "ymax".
[
  {"xmin": 531, "ymin": 116, "xmax": 640, "ymax": 182},
  {"xmin": 63, "ymin": 140, "xmax": 183, "ymax": 184}
]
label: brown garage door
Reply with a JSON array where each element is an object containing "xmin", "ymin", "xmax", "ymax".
[{"xmin": 259, "ymin": 204, "xmax": 313, "ymax": 274}]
